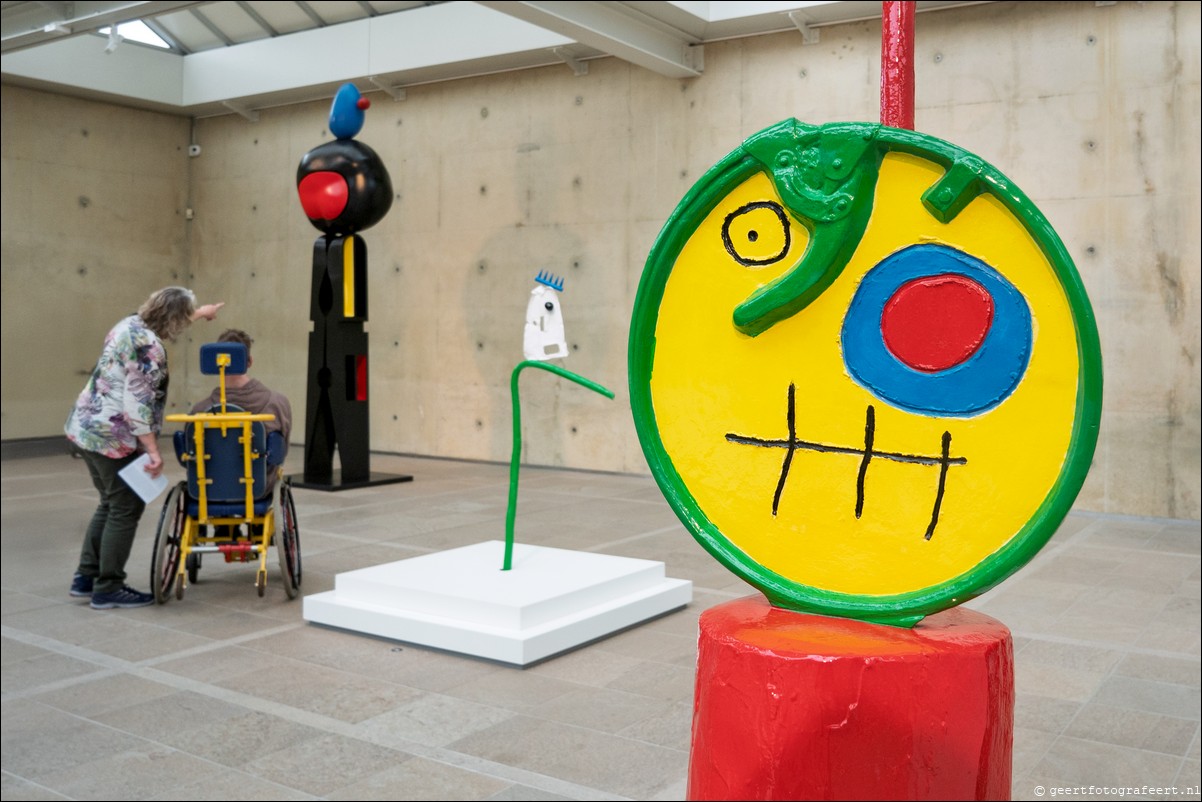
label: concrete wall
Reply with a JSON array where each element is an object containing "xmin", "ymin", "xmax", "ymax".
[
  {"xmin": 0, "ymin": 87, "xmax": 195, "ymax": 436},
  {"xmin": 2, "ymin": 1, "xmax": 1198, "ymax": 519}
]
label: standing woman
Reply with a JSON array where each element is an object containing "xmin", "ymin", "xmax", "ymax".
[{"xmin": 65, "ymin": 287, "xmax": 223, "ymax": 609}]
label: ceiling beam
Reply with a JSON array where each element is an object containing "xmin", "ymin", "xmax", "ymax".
[
  {"xmin": 477, "ymin": 1, "xmax": 703, "ymax": 79},
  {"xmin": 222, "ymin": 99, "xmax": 259, "ymax": 121},
  {"xmin": 553, "ymin": 46, "xmax": 588, "ymax": 77},
  {"xmin": 142, "ymin": 16, "xmax": 189, "ymax": 54},
  {"xmin": 189, "ymin": 6, "xmax": 234, "ymax": 47},
  {"xmin": 368, "ymin": 75, "xmax": 406, "ymax": 100},
  {"xmin": 787, "ymin": 10, "xmax": 821, "ymax": 45},
  {"xmin": 1, "ymin": 1, "xmax": 210, "ymax": 54},
  {"xmin": 295, "ymin": 1, "xmax": 328, "ymax": 29},
  {"xmin": 235, "ymin": 1, "xmax": 279, "ymax": 38}
]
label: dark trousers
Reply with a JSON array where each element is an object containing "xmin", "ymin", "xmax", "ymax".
[{"xmin": 77, "ymin": 448, "xmax": 147, "ymax": 594}]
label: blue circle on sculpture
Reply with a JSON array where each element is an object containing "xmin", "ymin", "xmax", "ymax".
[{"xmin": 840, "ymin": 243, "xmax": 1032, "ymax": 416}]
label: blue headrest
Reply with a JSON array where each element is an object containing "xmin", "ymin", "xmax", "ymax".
[{"xmin": 199, "ymin": 342, "xmax": 247, "ymax": 376}]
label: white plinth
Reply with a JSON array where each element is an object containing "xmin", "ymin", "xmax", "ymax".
[{"xmin": 303, "ymin": 541, "xmax": 692, "ymax": 665}]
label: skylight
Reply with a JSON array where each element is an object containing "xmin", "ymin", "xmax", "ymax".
[{"xmin": 98, "ymin": 21, "xmax": 170, "ymax": 50}]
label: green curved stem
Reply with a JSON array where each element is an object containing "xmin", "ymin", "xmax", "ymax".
[{"xmin": 503, "ymin": 360, "xmax": 615, "ymax": 571}]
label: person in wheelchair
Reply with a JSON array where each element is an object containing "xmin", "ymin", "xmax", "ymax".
[
  {"xmin": 189, "ymin": 329, "xmax": 292, "ymax": 539},
  {"xmin": 156, "ymin": 338, "xmax": 302, "ymax": 601}
]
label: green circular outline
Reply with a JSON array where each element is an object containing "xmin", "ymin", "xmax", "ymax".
[{"xmin": 628, "ymin": 121, "xmax": 1103, "ymax": 627}]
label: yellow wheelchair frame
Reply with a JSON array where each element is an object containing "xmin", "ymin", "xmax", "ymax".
[{"xmin": 150, "ymin": 347, "xmax": 301, "ymax": 602}]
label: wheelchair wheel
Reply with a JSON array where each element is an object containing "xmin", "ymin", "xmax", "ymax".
[
  {"xmin": 186, "ymin": 552, "xmax": 201, "ymax": 585},
  {"xmin": 277, "ymin": 480, "xmax": 302, "ymax": 600},
  {"xmin": 151, "ymin": 481, "xmax": 186, "ymax": 604}
]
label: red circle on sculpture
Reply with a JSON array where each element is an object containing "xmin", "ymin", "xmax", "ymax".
[
  {"xmin": 880, "ymin": 273, "xmax": 994, "ymax": 372},
  {"xmin": 298, "ymin": 171, "xmax": 348, "ymax": 221}
]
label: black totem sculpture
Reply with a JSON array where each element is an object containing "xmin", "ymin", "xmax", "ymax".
[{"xmin": 294, "ymin": 83, "xmax": 411, "ymax": 490}]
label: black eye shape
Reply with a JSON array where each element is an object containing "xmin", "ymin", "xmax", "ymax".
[
  {"xmin": 545, "ymin": 301, "xmax": 555, "ymax": 311},
  {"xmin": 721, "ymin": 201, "xmax": 790, "ymax": 267}
]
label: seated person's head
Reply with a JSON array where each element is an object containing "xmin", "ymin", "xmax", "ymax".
[{"xmin": 218, "ymin": 329, "xmax": 253, "ymax": 365}]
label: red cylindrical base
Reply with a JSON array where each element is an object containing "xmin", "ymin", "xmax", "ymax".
[{"xmin": 688, "ymin": 596, "xmax": 1013, "ymax": 801}]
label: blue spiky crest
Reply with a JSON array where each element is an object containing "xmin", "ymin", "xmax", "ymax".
[{"xmin": 534, "ymin": 271, "xmax": 565, "ymax": 292}]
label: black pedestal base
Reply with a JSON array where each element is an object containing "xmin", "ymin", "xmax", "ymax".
[{"xmin": 289, "ymin": 471, "xmax": 414, "ymax": 492}]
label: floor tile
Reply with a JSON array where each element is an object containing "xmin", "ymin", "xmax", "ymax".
[
  {"xmin": 449, "ymin": 716, "xmax": 687, "ymax": 799},
  {"xmin": 242, "ymin": 734, "xmax": 410, "ymax": 797},
  {"xmin": 32, "ymin": 746, "xmax": 219, "ymax": 801},
  {"xmin": 529, "ymin": 686, "xmax": 674, "ymax": 734},
  {"xmin": 357, "ymin": 693, "xmax": 517, "ymax": 748},
  {"xmin": 1066, "ymin": 703, "xmax": 1199, "ymax": 755},
  {"xmin": 1092, "ymin": 676, "xmax": 1202, "ymax": 720},
  {"xmin": 29, "ymin": 673, "xmax": 179, "ymax": 718},
  {"xmin": 327, "ymin": 755, "xmax": 512, "ymax": 800},
  {"xmin": 1014, "ymin": 694, "xmax": 1082, "ymax": 734},
  {"xmin": 1033, "ymin": 736, "xmax": 1182, "ymax": 791}
]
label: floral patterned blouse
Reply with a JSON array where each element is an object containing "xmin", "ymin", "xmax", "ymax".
[{"xmin": 65, "ymin": 314, "xmax": 169, "ymax": 458}]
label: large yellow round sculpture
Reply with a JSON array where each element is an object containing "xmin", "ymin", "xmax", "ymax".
[{"xmin": 629, "ymin": 120, "xmax": 1102, "ymax": 626}]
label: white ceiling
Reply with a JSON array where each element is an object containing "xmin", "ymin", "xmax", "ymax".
[{"xmin": 1, "ymin": 1, "xmax": 988, "ymax": 119}]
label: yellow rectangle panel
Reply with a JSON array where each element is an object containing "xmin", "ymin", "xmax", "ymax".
[{"xmin": 343, "ymin": 235, "xmax": 356, "ymax": 318}]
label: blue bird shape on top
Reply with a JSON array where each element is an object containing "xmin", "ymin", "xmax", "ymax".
[{"xmin": 329, "ymin": 83, "xmax": 368, "ymax": 140}]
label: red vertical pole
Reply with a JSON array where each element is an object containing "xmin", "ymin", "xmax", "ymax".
[{"xmin": 881, "ymin": 1, "xmax": 915, "ymax": 129}]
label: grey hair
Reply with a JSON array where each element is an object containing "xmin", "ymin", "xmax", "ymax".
[{"xmin": 138, "ymin": 286, "xmax": 196, "ymax": 342}]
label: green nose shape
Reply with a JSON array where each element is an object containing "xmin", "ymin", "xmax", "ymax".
[{"xmin": 734, "ymin": 121, "xmax": 883, "ymax": 337}]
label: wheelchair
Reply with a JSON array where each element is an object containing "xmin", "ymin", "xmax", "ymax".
[{"xmin": 150, "ymin": 342, "xmax": 301, "ymax": 602}]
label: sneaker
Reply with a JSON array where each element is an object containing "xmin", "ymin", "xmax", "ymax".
[
  {"xmin": 90, "ymin": 585, "xmax": 155, "ymax": 610},
  {"xmin": 69, "ymin": 573, "xmax": 94, "ymax": 597}
]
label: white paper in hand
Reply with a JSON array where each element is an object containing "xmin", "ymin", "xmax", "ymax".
[{"xmin": 118, "ymin": 453, "xmax": 169, "ymax": 503}]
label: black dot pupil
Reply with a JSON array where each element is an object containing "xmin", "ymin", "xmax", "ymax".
[
  {"xmin": 721, "ymin": 201, "xmax": 790, "ymax": 266},
  {"xmin": 544, "ymin": 302, "xmax": 554, "ymax": 311}
]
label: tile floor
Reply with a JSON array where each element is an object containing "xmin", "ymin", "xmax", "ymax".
[{"xmin": 2, "ymin": 444, "xmax": 1199, "ymax": 801}]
